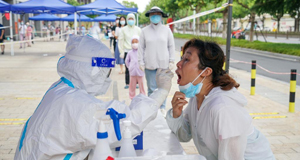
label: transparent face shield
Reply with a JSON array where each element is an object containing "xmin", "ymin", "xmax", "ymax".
[
  {"xmin": 92, "ymin": 57, "xmax": 115, "ymax": 77},
  {"xmin": 65, "ymin": 54, "xmax": 115, "ymax": 78}
]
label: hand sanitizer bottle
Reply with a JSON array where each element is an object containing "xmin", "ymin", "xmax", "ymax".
[{"xmin": 118, "ymin": 120, "xmax": 137, "ymax": 157}]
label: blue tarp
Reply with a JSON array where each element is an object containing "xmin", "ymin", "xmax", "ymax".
[
  {"xmin": 76, "ymin": 0, "xmax": 137, "ymax": 15},
  {"xmin": 0, "ymin": 0, "xmax": 10, "ymax": 12},
  {"xmin": 61, "ymin": 14, "xmax": 93, "ymax": 22},
  {"xmin": 11, "ymin": 0, "xmax": 76, "ymax": 14},
  {"xmin": 93, "ymin": 14, "xmax": 116, "ymax": 22},
  {"xmin": 29, "ymin": 13, "xmax": 61, "ymax": 21}
]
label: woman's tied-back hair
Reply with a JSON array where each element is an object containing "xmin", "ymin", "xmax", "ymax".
[{"xmin": 182, "ymin": 38, "xmax": 239, "ymax": 90}]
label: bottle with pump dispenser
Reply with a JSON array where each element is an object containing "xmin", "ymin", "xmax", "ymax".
[{"xmin": 118, "ymin": 120, "xmax": 137, "ymax": 157}]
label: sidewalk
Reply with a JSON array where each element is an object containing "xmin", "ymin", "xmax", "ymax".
[{"xmin": 0, "ymin": 36, "xmax": 299, "ymax": 160}]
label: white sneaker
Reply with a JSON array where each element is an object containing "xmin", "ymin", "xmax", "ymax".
[{"xmin": 160, "ymin": 109, "xmax": 166, "ymax": 117}]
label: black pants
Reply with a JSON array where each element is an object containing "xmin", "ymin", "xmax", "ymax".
[
  {"xmin": 113, "ymin": 39, "xmax": 116, "ymax": 52},
  {"xmin": 124, "ymin": 52, "xmax": 130, "ymax": 85}
]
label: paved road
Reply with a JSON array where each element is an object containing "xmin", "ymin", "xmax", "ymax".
[
  {"xmin": 176, "ymin": 31, "xmax": 300, "ymax": 44},
  {"xmin": 175, "ymin": 38, "xmax": 300, "ymax": 85}
]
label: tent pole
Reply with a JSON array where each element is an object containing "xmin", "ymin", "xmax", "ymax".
[
  {"xmin": 74, "ymin": 13, "xmax": 77, "ymax": 35},
  {"xmin": 9, "ymin": 11, "xmax": 14, "ymax": 56},
  {"xmin": 78, "ymin": 13, "xmax": 81, "ymax": 35}
]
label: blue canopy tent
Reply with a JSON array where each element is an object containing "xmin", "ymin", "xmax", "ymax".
[
  {"xmin": 10, "ymin": 0, "xmax": 76, "ymax": 14},
  {"xmin": 61, "ymin": 14, "xmax": 93, "ymax": 22},
  {"xmin": 93, "ymin": 14, "xmax": 116, "ymax": 22},
  {"xmin": 29, "ymin": 14, "xmax": 61, "ymax": 21},
  {"xmin": 0, "ymin": 0, "xmax": 10, "ymax": 12},
  {"xmin": 76, "ymin": 0, "xmax": 138, "ymax": 15}
]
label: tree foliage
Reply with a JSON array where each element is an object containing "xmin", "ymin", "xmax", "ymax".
[
  {"xmin": 122, "ymin": 1, "xmax": 138, "ymax": 8},
  {"xmin": 67, "ymin": 0, "xmax": 84, "ymax": 6}
]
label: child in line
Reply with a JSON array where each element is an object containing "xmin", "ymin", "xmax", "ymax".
[{"xmin": 125, "ymin": 35, "xmax": 146, "ymax": 99}]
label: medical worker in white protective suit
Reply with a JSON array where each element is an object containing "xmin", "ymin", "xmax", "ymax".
[
  {"xmin": 166, "ymin": 39, "xmax": 275, "ymax": 160},
  {"xmin": 14, "ymin": 35, "xmax": 173, "ymax": 160},
  {"xmin": 89, "ymin": 22, "xmax": 101, "ymax": 40}
]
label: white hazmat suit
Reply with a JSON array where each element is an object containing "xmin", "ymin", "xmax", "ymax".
[
  {"xmin": 166, "ymin": 87, "xmax": 275, "ymax": 160},
  {"xmin": 89, "ymin": 22, "xmax": 101, "ymax": 40},
  {"xmin": 14, "ymin": 35, "xmax": 173, "ymax": 160}
]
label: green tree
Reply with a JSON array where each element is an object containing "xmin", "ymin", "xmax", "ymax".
[
  {"xmin": 235, "ymin": 0, "xmax": 256, "ymax": 42},
  {"xmin": 67, "ymin": 0, "xmax": 83, "ymax": 6},
  {"xmin": 176, "ymin": 0, "xmax": 209, "ymax": 35},
  {"xmin": 122, "ymin": 0, "xmax": 138, "ymax": 8},
  {"xmin": 67, "ymin": 0, "xmax": 85, "ymax": 28},
  {"xmin": 254, "ymin": 0, "xmax": 286, "ymax": 32},
  {"xmin": 285, "ymin": 0, "xmax": 300, "ymax": 32}
]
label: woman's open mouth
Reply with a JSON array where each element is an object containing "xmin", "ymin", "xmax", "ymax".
[{"xmin": 177, "ymin": 72, "xmax": 181, "ymax": 84}]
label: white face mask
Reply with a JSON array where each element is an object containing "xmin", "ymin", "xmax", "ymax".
[
  {"xmin": 120, "ymin": 21, "xmax": 125, "ymax": 25},
  {"xmin": 116, "ymin": 20, "xmax": 119, "ymax": 24},
  {"xmin": 132, "ymin": 43, "xmax": 139, "ymax": 49}
]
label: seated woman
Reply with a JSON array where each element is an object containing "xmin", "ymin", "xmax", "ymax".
[{"xmin": 166, "ymin": 39, "xmax": 275, "ymax": 160}]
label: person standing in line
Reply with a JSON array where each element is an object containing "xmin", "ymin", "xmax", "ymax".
[
  {"xmin": 111, "ymin": 17, "xmax": 118, "ymax": 53},
  {"xmin": 89, "ymin": 22, "xmax": 101, "ymax": 40},
  {"xmin": 114, "ymin": 16, "xmax": 126, "ymax": 74},
  {"xmin": 49, "ymin": 24, "xmax": 55, "ymax": 41},
  {"xmin": 42, "ymin": 23, "xmax": 48, "ymax": 42},
  {"xmin": 125, "ymin": 35, "xmax": 146, "ymax": 99},
  {"xmin": 29, "ymin": 22, "xmax": 35, "ymax": 45},
  {"xmin": 138, "ymin": 6, "xmax": 175, "ymax": 115},
  {"xmin": 118, "ymin": 13, "xmax": 141, "ymax": 89},
  {"xmin": 26, "ymin": 22, "xmax": 32, "ymax": 47},
  {"xmin": 0, "ymin": 23, "xmax": 5, "ymax": 55},
  {"xmin": 81, "ymin": 25, "xmax": 86, "ymax": 36},
  {"xmin": 19, "ymin": 21, "xmax": 27, "ymax": 49}
]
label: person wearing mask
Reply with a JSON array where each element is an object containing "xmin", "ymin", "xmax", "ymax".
[
  {"xmin": 26, "ymin": 22, "xmax": 32, "ymax": 47},
  {"xmin": 125, "ymin": 35, "xmax": 145, "ymax": 100},
  {"xmin": 108, "ymin": 23, "xmax": 114, "ymax": 49},
  {"xmin": 89, "ymin": 22, "xmax": 101, "ymax": 40},
  {"xmin": 42, "ymin": 23, "xmax": 48, "ymax": 42},
  {"xmin": 19, "ymin": 21, "xmax": 27, "ymax": 49},
  {"xmin": 111, "ymin": 17, "xmax": 119, "ymax": 53},
  {"xmin": 14, "ymin": 35, "xmax": 174, "ymax": 159},
  {"xmin": 118, "ymin": 13, "xmax": 141, "ymax": 89},
  {"xmin": 138, "ymin": 7, "xmax": 175, "ymax": 115},
  {"xmin": 81, "ymin": 25, "xmax": 86, "ymax": 36},
  {"xmin": 114, "ymin": 16, "xmax": 126, "ymax": 74},
  {"xmin": 28, "ymin": 22, "xmax": 35, "ymax": 45},
  {"xmin": 64, "ymin": 25, "xmax": 70, "ymax": 41},
  {"xmin": 0, "ymin": 22, "xmax": 5, "ymax": 55},
  {"xmin": 166, "ymin": 39, "xmax": 275, "ymax": 160}
]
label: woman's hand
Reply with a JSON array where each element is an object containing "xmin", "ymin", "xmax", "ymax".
[{"xmin": 171, "ymin": 91, "xmax": 188, "ymax": 118}]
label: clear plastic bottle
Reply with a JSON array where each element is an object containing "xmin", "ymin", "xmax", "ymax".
[{"xmin": 118, "ymin": 120, "xmax": 137, "ymax": 157}]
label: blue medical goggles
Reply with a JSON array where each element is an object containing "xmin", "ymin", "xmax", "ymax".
[{"xmin": 64, "ymin": 54, "xmax": 115, "ymax": 77}]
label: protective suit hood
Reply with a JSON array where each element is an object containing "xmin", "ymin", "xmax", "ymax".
[
  {"xmin": 127, "ymin": 13, "xmax": 136, "ymax": 26},
  {"xmin": 57, "ymin": 35, "xmax": 113, "ymax": 96}
]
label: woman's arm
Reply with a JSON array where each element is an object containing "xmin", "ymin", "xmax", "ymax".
[
  {"xmin": 125, "ymin": 52, "xmax": 131, "ymax": 68},
  {"xmin": 138, "ymin": 31, "xmax": 146, "ymax": 67},
  {"xmin": 166, "ymin": 109, "xmax": 192, "ymax": 142},
  {"xmin": 166, "ymin": 92, "xmax": 191, "ymax": 142},
  {"xmin": 118, "ymin": 29, "xmax": 125, "ymax": 57},
  {"xmin": 218, "ymin": 135, "xmax": 247, "ymax": 160}
]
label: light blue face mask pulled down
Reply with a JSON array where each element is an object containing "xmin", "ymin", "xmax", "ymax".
[
  {"xmin": 179, "ymin": 68, "xmax": 207, "ymax": 98},
  {"xmin": 128, "ymin": 20, "xmax": 135, "ymax": 26},
  {"xmin": 150, "ymin": 15, "xmax": 162, "ymax": 24}
]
